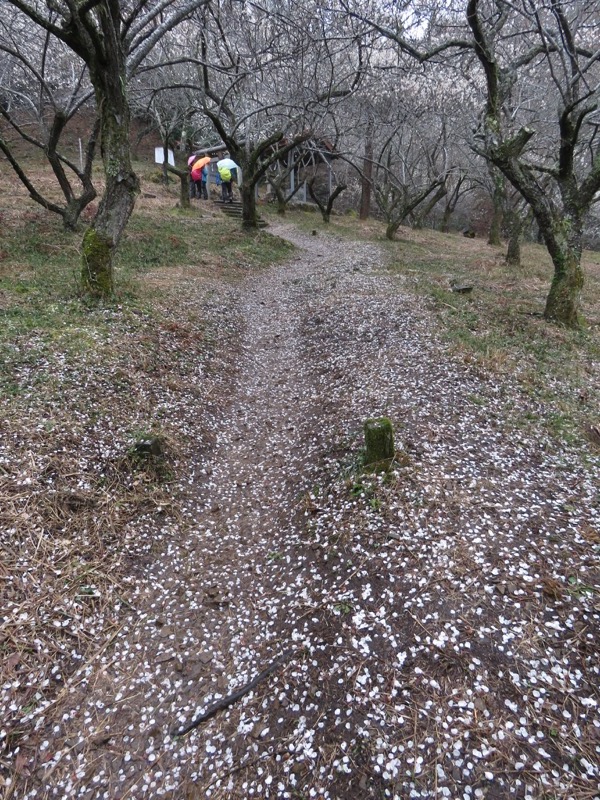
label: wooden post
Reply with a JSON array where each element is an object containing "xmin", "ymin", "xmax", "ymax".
[{"xmin": 364, "ymin": 417, "xmax": 395, "ymax": 470}]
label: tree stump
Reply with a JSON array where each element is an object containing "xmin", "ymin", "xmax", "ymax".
[
  {"xmin": 132, "ymin": 436, "xmax": 165, "ymax": 459},
  {"xmin": 364, "ymin": 417, "xmax": 394, "ymax": 470}
]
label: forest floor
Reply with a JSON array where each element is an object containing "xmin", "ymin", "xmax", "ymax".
[{"xmin": 1, "ymin": 207, "xmax": 600, "ymax": 800}]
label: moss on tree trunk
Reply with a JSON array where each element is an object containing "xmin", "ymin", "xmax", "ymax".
[
  {"xmin": 505, "ymin": 233, "xmax": 521, "ymax": 267},
  {"xmin": 82, "ymin": 228, "xmax": 114, "ymax": 296},
  {"xmin": 542, "ymin": 216, "xmax": 584, "ymax": 328},
  {"xmin": 80, "ymin": 44, "xmax": 139, "ymax": 298},
  {"xmin": 544, "ymin": 253, "xmax": 584, "ymax": 327},
  {"xmin": 487, "ymin": 204, "xmax": 503, "ymax": 246},
  {"xmin": 504, "ymin": 209, "xmax": 522, "ymax": 267},
  {"xmin": 386, "ymin": 220, "xmax": 400, "ymax": 240}
]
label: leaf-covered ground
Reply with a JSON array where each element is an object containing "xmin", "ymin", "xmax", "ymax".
[{"xmin": 1, "ymin": 220, "xmax": 599, "ymax": 800}]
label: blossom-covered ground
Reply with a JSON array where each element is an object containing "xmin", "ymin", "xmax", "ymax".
[{"xmin": 2, "ymin": 223, "xmax": 599, "ymax": 799}]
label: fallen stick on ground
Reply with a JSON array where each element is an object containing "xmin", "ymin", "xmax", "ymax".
[{"xmin": 171, "ymin": 649, "xmax": 296, "ymax": 737}]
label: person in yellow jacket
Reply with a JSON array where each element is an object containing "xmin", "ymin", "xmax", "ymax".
[
  {"xmin": 217, "ymin": 156, "xmax": 240, "ymax": 203},
  {"xmin": 217, "ymin": 164, "xmax": 234, "ymax": 202}
]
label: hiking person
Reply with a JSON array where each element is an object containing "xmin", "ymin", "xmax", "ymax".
[
  {"xmin": 188, "ymin": 155, "xmax": 200, "ymax": 199},
  {"xmin": 189, "ymin": 155, "xmax": 211, "ymax": 200},
  {"xmin": 217, "ymin": 156, "xmax": 240, "ymax": 203},
  {"xmin": 199, "ymin": 165, "xmax": 208, "ymax": 200},
  {"xmin": 218, "ymin": 163, "xmax": 234, "ymax": 202}
]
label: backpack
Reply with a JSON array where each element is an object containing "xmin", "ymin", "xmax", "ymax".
[{"xmin": 218, "ymin": 166, "xmax": 232, "ymax": 182}]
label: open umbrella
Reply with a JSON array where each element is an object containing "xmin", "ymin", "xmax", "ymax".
[
  {"xmin": 191, "ymin": 155, "xmax": 211, "ymax": 181},
  {"xmin": 187, "ymin": 155, "xmax": 196, "ymax": 166},
  {"xmin": 216, "ymin": 158, "xmax": 239, "ymax": 171}
]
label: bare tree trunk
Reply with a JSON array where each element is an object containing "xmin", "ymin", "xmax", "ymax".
[
  {"xmin": 505, "ymin": 230, "xmax": 521, "ymax": 267},
  {"xmin": 488, "ymin": 168, "xmax": 505, "ymax": 246},
  {"xmin": 504, "ymin": 209, "xmax": 522, "ymax": 266},
  {"xmin": 81, "ymin": 62, "xmax": 140, "ymax": 297},
  {"xmin": 465, "ymin": 0, "xmax": 599, "ymax": 327},
  {"xmin": 308, "ymin": 180, "xmax": 347, "ymax": 224},
  {"xmin": 375, "ymin": 179, "xmax": 444, "ymax": 242},
  {"xmin": 440, "ymin": 206, "xmax": 452, "ymax": 233},
  {"xmin": 167, "ymin": 165, "xmax": 191, "ymax": 209},
  {"xmin": 488, "ymin": 146, "xmax": 585, "ymax": 326},
  {"xmin": 267, "ymin": 171, "xmax": 304, "ymax": 215},
  {"xmin": 386, "ymin": 220, "xmax": 401, "ymax": 240},
  {"xmin": 239, "ymin": 179, "xmax": 259, "ymax": 229},
  {"xmin": 0, "ymin": 106, "xmax": 98, "ymax": 231},
  {"xmin": 276, "ymin": 195, "xmax": 287, "ymax": 215},
  {"xmin": 411, "ymin": 184, "xmax": 447, "ymax": 229},
  {"xmin": 161, "ymin": 135, "xmax": 170, "ymax": 184},
  {"xmin": 440, "ymin": 174, "xmax": 468, "ymax": 233},
  {"xmin": 359, "ymin": 115, "xmax": 373, "ymax": 220},
  {"xmin": 542, "ymin": 214, "xmax": 584, "ymax": 327}
]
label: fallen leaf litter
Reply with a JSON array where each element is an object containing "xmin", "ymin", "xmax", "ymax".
[{"xmin": 1, "ymin": 223, "xmax": 598, "ymax": 799}]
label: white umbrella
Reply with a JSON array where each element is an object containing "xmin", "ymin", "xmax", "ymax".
[{"xmin": 217, "ymin": 158, "xmax": 239, "ymax": 171}]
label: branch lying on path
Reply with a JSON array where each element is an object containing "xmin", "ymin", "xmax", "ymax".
[{"xmin": 171, "ymin": 649, "xmax": 296, "ymax": 737}]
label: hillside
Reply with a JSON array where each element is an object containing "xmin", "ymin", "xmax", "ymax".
[{"xmin": 1, "ymin": 167, "xmax": 599, "ymax": 799}]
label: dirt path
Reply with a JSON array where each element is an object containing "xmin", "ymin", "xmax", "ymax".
[
  {"xmin": 18, "ymin": 225, "xmax": 386, "ymax": 798},
  {"xmin": 12, "ymin": 225, "xmax": 600, "ymax": 799}
]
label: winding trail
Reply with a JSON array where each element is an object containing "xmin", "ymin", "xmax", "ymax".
[{"xmin": 22, "ymin": 224, "xmax": 600, "ymax": 800}]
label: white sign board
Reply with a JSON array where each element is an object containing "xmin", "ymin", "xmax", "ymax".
[{"xmin": 154, "ymin": 147, "xmax": 175, "ymax": 166}]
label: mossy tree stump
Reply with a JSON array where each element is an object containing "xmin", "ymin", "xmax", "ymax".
[{"xmin": 364, "ymin": 417, "xmax": 395, "ymax": 471}]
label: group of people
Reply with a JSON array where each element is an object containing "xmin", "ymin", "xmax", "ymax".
[{"xmin": 188, "ymin": 153, "xmax": 239, "ymax": 203}]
